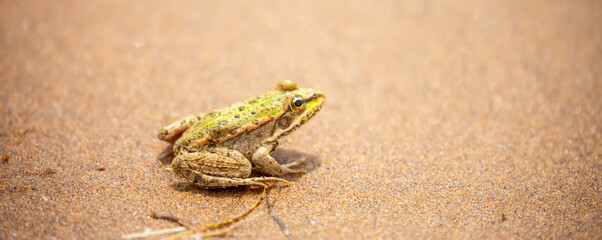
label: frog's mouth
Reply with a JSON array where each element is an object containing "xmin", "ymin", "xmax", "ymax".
[{"xmin": 303, "ymin": 92, "xmax": 325, "ymax": 118}]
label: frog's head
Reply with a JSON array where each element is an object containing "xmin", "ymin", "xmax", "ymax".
[{"xmin": 267, "ymin": 80, "xmax": 325, "ymax": 142}]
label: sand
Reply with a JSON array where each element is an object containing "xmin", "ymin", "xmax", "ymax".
[{"xmin": 1, "ymin": 0, "xmax": 600, "ymax": 239}]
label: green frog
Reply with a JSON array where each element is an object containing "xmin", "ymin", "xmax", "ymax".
[{"xmin": 158, "ymin": 80, "xmax": 325, "ymax": 189}]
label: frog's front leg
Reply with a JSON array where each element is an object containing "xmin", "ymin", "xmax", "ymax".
[
  {"xmin": 158, "ymin": 112, "xmax": 205, "ymax": 143},
  {"xmin": 251, "ymin": 143, "xmax": 307, "ymax": 176},
  {"xmin": 172, "ymin": 147, "xmax": 289, "ymax": 188}
]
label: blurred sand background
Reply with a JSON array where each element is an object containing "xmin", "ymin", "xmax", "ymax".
[{"xmin": 1, "ymin": 0, "xmax": 601, "ymax": 239}]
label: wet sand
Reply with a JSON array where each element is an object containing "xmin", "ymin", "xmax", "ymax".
[{"xmin": 1, "ymin": 0, "xmax": 600, "ymax": 239}]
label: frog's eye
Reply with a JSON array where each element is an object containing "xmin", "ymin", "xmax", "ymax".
[{"xmin": 289, "ymin": 95, "xmax": 305, "ymax": 112}]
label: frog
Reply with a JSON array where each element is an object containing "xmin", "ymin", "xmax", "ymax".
[{"xmin": 157, "ymin": 80, "xmax": 325, "ymax": 189}]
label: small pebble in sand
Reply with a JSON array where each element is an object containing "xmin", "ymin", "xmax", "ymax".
[
  {"xmin": 2, "ymin": 153, "xmax": 9, "ymax": 163},
  {"xmin": 41, "ymin": 168, "xmax": 57, "ymax": 175},
  {"xmin": 26, "ymin": 168, "xmax": 57, "ymax": 175}
]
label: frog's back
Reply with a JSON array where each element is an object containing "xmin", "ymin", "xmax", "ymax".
[{"xmin": 176, "ymin": 90, "xmax": 287, "ymax": 148}]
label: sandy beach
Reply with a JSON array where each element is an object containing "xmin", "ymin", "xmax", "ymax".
[{"xmin": 1, "ymin": 0, "xmax": 600, "ymax": 239}]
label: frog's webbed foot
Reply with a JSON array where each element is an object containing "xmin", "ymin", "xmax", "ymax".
[
  {"xmin": 130, "ymin": 175, "xmax": 289, "ymax": 240},
  {"xmin": 158, "ymin": 112, "xmax": 205, "ymax": 143},
  {"xmin": 160, "ymin": 176, "xmax": 288, "ymax": 240}
]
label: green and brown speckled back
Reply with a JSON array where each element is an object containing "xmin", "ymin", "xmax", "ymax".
[{"xmin": 175, "ymin": 88, "xmax": 317, "ymax": 148}]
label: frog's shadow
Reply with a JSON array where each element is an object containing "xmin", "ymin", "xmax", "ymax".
[{"xmin": 158, "ymin": 145, "xmax": 321, "ymax": 193}]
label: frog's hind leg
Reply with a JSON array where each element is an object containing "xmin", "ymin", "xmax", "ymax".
[
  {"xmin": 157, "ymin": 112, "xmax": 205, "ymax": 143},
  {"xmin": 166, "ymin": 148, "xmax": 290, "ymax": 239}
]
